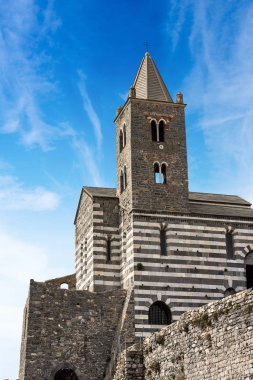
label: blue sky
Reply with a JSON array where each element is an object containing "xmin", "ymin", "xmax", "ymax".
[{"xmin": 1, "ymin": 0, "xmax": 253, "ymax": 378}]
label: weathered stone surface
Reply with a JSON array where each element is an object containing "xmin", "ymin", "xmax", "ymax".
[
  {"xmin": 113, "ymin": 288, "xmax": 253, "ymax": 380},
  {"xmin": 19, "ymin": 279, "xmax": 135, "ymax": 380}
]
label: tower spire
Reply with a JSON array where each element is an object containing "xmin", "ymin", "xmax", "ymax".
[{"xmin": 131, "ymin": 53, "xmax": 173, "ymax": 102}]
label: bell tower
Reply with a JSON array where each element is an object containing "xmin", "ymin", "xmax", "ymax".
[{"xmin": 115, "ymin": 52, "xmax": 189, "ymax": 213}]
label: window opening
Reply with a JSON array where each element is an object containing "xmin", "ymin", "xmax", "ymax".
[
  {"xmin": 120, "ymin": 171, "xmax": 124, "ymax": 193},
  {"xmin": 106, "ymin": 237, "xmax": 111, "ymax": 262},
  {"xmin": 151, "ymin": 120, "xmax": 157, "ymax": 141},
  {"xmin": 154, "ymin": 163, "xmax": 161, "ymax": 183},
  {"xmin": 119, "ymin": 130, "xmax": 123, "ymax": 152},
  {"xmin": 54, "ymin": 368, "xmax": 78, "ymax": 380},
  {"xmin": 161, "ymin": 164, "xmax": 167, "ymax": 184},
  {"xmin": 158, "ymin": 120, "xmax": 164, "ymax": 142},
  {"xmin": 124, "ymin": 166, "xmax": 127, "ymax": 189},
  {"xmin": 245, "ymin": 251, "xmax": 253, "ymax": 288},
  {"xmin": 226, "ymin": 230, "xmax": 234, "ymax": 259},
  {"xmin": 123, "ymin": 125, "xmax": 126, "ymax": 147},
  {"xmin": 60, "ymin": 283, "xmax": 69, "ymax": 290},
  {"xmin": 160, "ymin": 228, "xmax": 166, "ymax": 255},
  {"xmin": 148, "ymin": 301, "xmax": 171, "ymax": 325}
]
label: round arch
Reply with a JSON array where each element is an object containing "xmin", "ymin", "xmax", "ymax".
[
  {"xmin": 148, "ymin": 301, "xmax": 171, "ymax": 325},
  {"xmin": 50, "ymin": 363, "xmax": 80, "ymax": 380}
]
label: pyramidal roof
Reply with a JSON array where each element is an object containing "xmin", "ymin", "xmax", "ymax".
[{"xmin": 131, "ymin": 52, "xmax": 173, "ymax": 102}]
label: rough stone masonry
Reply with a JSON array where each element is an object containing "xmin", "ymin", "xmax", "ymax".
[{"xmin": 113, "ymin": 288, "xmax": 253, "ymax": 380}]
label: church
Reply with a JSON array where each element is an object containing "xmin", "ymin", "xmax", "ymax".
[{"xmin": 19, "ymin": 52, "xmax": 253, "ymax": 380}]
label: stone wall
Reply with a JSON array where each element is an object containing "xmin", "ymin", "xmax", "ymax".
[
  {"xmin": 19, "ymin": 279, "xmax": 131, "ymax": 380},
  {"xmin": 113, "ymin": 288, "xmax": 253, "ymax": 380}
]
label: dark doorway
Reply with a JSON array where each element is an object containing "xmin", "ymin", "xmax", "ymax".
[
  {"xmin": 54, "ymin": 368, "xmax": 78, "ymax": 380},
  {"xmin": 246, "ymin": 265, "xmax": 253, "ymax": 288},
  {"xmin": 245, "ymin": 251, "xmax": 253, "ymax": 289}
]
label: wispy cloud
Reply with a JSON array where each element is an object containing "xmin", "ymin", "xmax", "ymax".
[
  {"xmin": 0, "ymin": 0, "xmax": 68, "ymax": 150},
  {"xmin": 0, "ymin": 175, "xmax": 60, "ymax": 211},
  {"xmin": 0, "ymin": 225, "xmax": 65, "ymax": 378},
  {"xmin": 119, "ymin": 91, "xmax": 128, "ymax": 101},
  {"xmin": 77, "ymin": 70, "xmax": 103, "ymax": 151},
  {"xmin": 168, "ymin": 1, "xmax": 253, "ymax": 203},
  {"xmin": 72, "ymin": 137, "xmax": 103, "ymax": 187}
]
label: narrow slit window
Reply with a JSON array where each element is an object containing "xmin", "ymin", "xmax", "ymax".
[
  {"xmin": 159, "ymin": 120, "xmax": 164, "ymax": 142},
  {"xmin": 151, "ymin": 120, "xmax": 157, "ymax": 141},
  {"xmin": 160, "ymin": 228, "xmax": 166, "ymax": 255},
  {"xmin": 120, "ymin": 171, "xmax": 124, "ymax": 193},
  {"xmin": 119, "ymin": 130, "xmax": 123, "ymax": 152},
  {"xmin": 161, "ymin": 164, "xmax": 167, "ymax": 184},
  {"xmin": 123, "ymin": 125, "xmax": 126, "ymax": 147},
  {"xmin": 106, "ymin": 237, "xmax": 111, "ymax": 262},
  {"xmin": 124, "ymin": 166, "xmax": 127, "ymax": 189},
  {"xmin": 226, "ymin": 231, "xmax": 234, "ymax": 259},
  {"xmin": 154, "ymin": 163, "xmax": 161, "ymax": 183}
]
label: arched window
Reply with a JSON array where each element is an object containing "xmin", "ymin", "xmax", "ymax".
[
  {"xmin": 154, "ymin": 163, "xmax": 160, "ymax": 183},
  {"xmin": 124, "ymin": 166, "xmax": 127, "ymax": 189},
  {"xmin": 224, "ymin": 288, "xmax": 236, "ymax": 297},
  {"xmin": 54, "ymin": 368, "xmax": 78, "ymax": 380},
  {"xmin": 123, "ymin": 124, "xmax": 127, "ymax": 147},
  {"xmin": 151, "ymin": 120, "xmax": 157, "ymax": 141},
  {"xmin": 60, "ymin": 283, "xmax": 69, "ymax": 290},
  {"xmin": 106, "ymin": 237, "xmax": 111, "ymax": 262},
  {"xmin": 148, "ymin": 301, "xmax": 171, "ymax": 325},
  {"xmin": 160, "ymin": 228, "xmax": 166, "ymax": 256},
  {"xmin": 245, "ymin": 251, "xmax": 253, "ymax": 288},
  {"xmin": 158, "ymin": 120, "xmax": 164, "ymax": 142},
  {"xmin": 119, "ymin": 130, "xmax": 123, "ymax": 152},
  {"xmin": 120, "ymin": 171, "xmax": 124, "ymax": 193},
  {"xmin": 161, "ymin": 163, "xmax": 167, "ymax": 184},
  {"xmin": 226, "ymin": 229, "xmax": 234, "ymax": 259}
]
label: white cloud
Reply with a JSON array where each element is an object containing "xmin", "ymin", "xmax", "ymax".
[
  {"xmin": 0, "ymin": 0, "xmax": 68, "ymax": 150},
  {"xmin": 0, "ymin": 175, "xmax": 60, "ymax": 211},
  {"xmin": 0, "ymin": 226, "xmax": 65, "ymax": 379},
  {"xmin": 72, "ymin": 136, "xmax": 103, "ymax": 187},
  {"xmin": 77, "ymin": 70, "xmax": 103, "ymax": 151},
  {"xmin": 168, "ymin": 1, "xmax": 253, "ymax": 204}
]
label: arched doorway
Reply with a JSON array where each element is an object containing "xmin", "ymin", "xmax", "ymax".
[
  {"xmin": 54, "ymin": 368, "xmax": 78, "ymax": 380},
  {"xmin": 245, "ymin": 251, "xmax": 253, "ymax": 288}
]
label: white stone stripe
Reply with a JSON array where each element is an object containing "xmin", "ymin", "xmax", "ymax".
[
  {"xmin": 135, "ymin": 272, "xmax": 243, "ymax": 280},
  {"xmin": 133, "ymin": 213, "xmax": 253, "ymax": 224},
  {"xmin": 94, "ymin": 280, "xmax": 121, "ymax": 285}
]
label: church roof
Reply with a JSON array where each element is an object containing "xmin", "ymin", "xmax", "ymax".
[
  {"xmin": 84, "ymin": 187, "xmax": 116, "ymax": 198},
  {"xmin": 76, "ymin": 187, "xmax": 253, "ymax": 219},
  {"xmin": 189, "ymin": 192, "xmax": 251, "ymax": 207},
  {"xmin": 131, "ymin": 52, "xmax": 173, "ymax": 102}
]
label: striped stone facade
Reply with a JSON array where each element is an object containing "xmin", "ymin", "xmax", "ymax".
[
  {"xmin": 132, "ymin": 211, "xmax": 253, "ymax": 337},
  {"xmin": 74, "ymin": 52, "xmax": 253, "ymax": 339}
]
